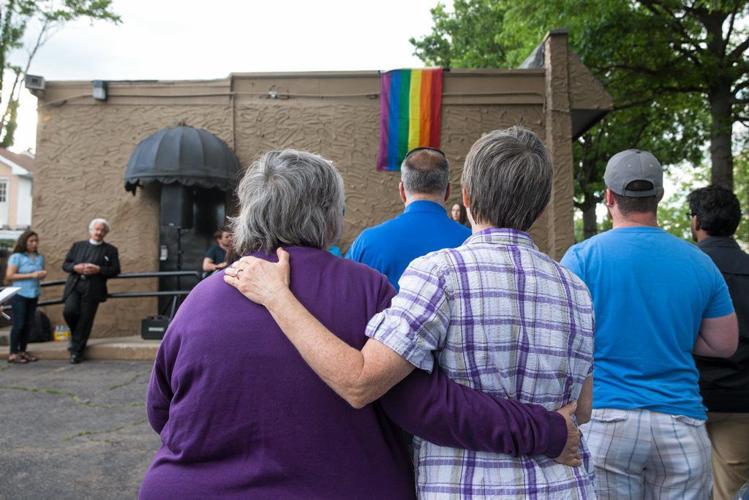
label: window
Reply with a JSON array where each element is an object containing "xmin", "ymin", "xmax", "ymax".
[{"xmin": 0, "ymin": 180, "xmax": 7, "ymax": 203}]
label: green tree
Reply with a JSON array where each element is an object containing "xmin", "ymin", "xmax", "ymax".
[
  {"xmin": 659, "ymin": 164, "xmax": 710, "ymax": 241},
  {"xmin": 0, "ymin": 0, "xmax": 120, "ymax": 147},
  {"xmin": 735, "ymin": 151, "xmax": 749, "ymax": 245},
  {"xmin": 412, "ymin": 0, "xmax": 748, "ymax": 238}
]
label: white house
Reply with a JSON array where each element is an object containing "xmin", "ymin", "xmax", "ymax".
[{"xmin": 0, "ymin": 148, "xmax": 33, "ymax": 239}]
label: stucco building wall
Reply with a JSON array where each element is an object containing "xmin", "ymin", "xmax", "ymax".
[
  {"xmin": 34, "ymin": 100, "xmax": 233, "ymax": 337},
  {"xmin": 32, "ymin": 32, "xmax": 609, "ymax": 338}
]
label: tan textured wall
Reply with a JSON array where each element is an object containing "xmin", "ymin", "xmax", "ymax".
[
  {"xmin": 34, "ymin": 69, "xmax": 577, "ymax": 338},
  {"xmin": 34, "ymin": 101, "xmax": 232, "ymax": 337},
  {"xmin": 232, "ymin": 92, "xmax": 547, "ymax": 250},
  {"xmin": 543, "ymin": 32, "xmax": 576, "ymax": 259}
]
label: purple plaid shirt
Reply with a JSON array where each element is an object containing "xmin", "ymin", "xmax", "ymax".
[{"xmin": 367, "ymin": 228, "xmax": 596, "ymax": 499}]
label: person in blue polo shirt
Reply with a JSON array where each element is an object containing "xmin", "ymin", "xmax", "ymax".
[{"xmin": 346, "ymin": 147, "xmax": 470, "ymax": 289}]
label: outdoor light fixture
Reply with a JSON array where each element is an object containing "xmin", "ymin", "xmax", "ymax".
[
  {"xmin": 92, "ymin": 80, "xmax": 108, "ymax": 101},
  {"xmin": 24, "ymin": 74, "xmax": 45, "ymax": 91}
]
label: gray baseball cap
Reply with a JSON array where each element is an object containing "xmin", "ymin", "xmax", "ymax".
[{"xmin": 604, "ymin": 149, "xmax": 664, "ymax": 198}]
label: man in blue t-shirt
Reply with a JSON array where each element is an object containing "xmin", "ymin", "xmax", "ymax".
[
  {"xmin": 561, "ymin": 149, "xmax": 738, "ymax": 499},
  {"xmin": 346, "ymin": 147, "xmax": 470, "ymax": 289}
]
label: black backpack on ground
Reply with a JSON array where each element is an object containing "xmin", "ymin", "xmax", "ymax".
[{"xmin": 28, "ymin": 310, "xmax": 52, "ymax": 343}]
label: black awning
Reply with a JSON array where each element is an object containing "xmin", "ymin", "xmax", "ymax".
[{"xmin": 124, "ymin": 126, "xmax": 240, "ymax": 193}]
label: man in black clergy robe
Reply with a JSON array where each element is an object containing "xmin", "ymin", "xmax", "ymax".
[{"xmin": 62, "ymin": 218, "xmax": 121, "ymax": 364}]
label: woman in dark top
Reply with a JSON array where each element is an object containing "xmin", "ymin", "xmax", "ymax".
[
  {"xmin": 6, "ymin": 230, "xmax": 46, "ymax": 364},
  {"xmin": 141, "ymin": 150, "xmax": 573, "ymax": 499}
]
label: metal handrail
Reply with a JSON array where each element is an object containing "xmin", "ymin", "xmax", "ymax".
[
  {"xmin": 36, "ymin": 270, "xmax": 201, "ymax": 307},
  {"xmin": 39, "ymin": 270, "xmax": 202, "ymax": 288}
]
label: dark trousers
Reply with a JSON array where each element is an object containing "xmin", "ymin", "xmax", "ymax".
[
  {"xmin": 63, "ymin": 286, "xmax": 100, "ymax": 356},
  {"xmin": 9, "ymin": 295, "xmax": 38, "ymax": 354}
]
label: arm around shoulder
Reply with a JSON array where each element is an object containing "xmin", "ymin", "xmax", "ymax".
[
  {"xmin": 259, "ymin": 281, "xmax": 416, "ymax": 409},
  {"xmin": 225, "ymin": 249, "xmax": 433, "ymax": 408},
  {"xmin": 378, "ymin": 365, "xmax": 569, "ymax": 457}
]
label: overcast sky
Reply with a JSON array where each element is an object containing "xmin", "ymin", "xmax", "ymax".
[{"xmin": 10, "ymin": 0, "xmax": 445, "ymax": 152}]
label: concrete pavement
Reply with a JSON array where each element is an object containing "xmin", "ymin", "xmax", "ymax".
[
  {"xmin": 0, "ymin": 360, "xmax": 160, "ymax": 499},
  {"xmin": 0, "ymin": 330, "xmax": 160, "ymax": 361}
]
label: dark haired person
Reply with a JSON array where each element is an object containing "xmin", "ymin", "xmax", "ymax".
[
  {"xmin": 562, "ymin": 150, "xmax": 739, "ymax": 499},
  {"xmin": 202, "ymin": 229, "xmax": 232, "ymax": 273},
  {"xmin": 689, "ymin": 185, "xmax": 749, "ymax": 500},
  {"xmin": 227, "ymin": 128, "xmax": 596, "ymax": 497},
  {"xmin": 5, "ymin": 230, "xmax": 45, "ymax": 364},
  {"xmin": 346, "ymin": 147, "xmax": 470, "ymax": 289},
  {"xmin": 450, "ymin": 201, "xmax": 469, "ymax": 226},
  {"xmin": 62, "ymin": 218, "xmax": 120, "ymax": 364}
]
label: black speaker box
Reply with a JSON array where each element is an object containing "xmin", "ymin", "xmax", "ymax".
[
  {"xmin": 160, "ymin": 184, "xmax": 194, "ymax": 229},
  {"xmin": 141, "ymin": 316, "xmax": 170, "ymax": 340}
]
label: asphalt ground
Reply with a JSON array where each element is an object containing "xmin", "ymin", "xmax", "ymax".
[{"xmin": 0, "ymin": 360, "xmax": 160, "ymax": 500}]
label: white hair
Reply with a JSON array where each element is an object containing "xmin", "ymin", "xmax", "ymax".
[
  {"xmin": 462, "ymin": 126, "xmax": 552, "ymax": 231},
  {"xmin": 88, "ymin": 218, "xmax": 111, "ymax": 233},
  {"xmin": 230, "ymin": 149, "xmax": 345, "ymax": 253}
]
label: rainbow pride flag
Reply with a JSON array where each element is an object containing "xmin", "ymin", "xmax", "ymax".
[{"xmin": 377, "ymin": 68, "xmax": 443, "ymax": 171}]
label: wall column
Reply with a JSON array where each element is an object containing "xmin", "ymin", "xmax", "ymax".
[{"xmin": 543, "ymin": 30, "xmax": 575, "ymax": 258}]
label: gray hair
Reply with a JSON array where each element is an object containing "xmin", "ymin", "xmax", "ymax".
[
  {"xmin": 88, "ymin": 218, "xmax": 111, "ymax": 233},
  {"xmin": 400, "ymin": 149, "xmax": 449, "ymax": 195},
  {"xmin": 230, "ymin": 149, "xmax": 345, "ymax": 253},
  {"xmin": 461, "ymin": 126, "xmax": 552, "ymax": 231}
]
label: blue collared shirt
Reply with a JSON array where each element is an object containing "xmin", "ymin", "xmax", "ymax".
[{"xmin": 346, "ymin": 200, "xmax": 470, "ymax": 289}]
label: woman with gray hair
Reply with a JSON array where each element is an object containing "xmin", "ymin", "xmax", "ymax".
[
  {"xmin": 141, "ymin": 149, "xmax": 579, "ymax": 499},
  {"xmin": 225, "ymin": 129, "xmax": 595, "ymax": 498}
]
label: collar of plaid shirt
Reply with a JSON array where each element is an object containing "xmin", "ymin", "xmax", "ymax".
[{"xmin": 466, "ymin": 226, "xmax": 537, "ymax": 249}]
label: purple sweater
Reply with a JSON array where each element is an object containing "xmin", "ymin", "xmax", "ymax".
[{"xmin": 141, "ymin": 247, "xmax": 565, "ymax": 499}]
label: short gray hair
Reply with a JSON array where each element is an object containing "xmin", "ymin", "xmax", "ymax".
[
  {"xmin": 461, "ymin": 127, "xmax": 552, "ymax": 231},
  {"xmin": 88, "ymin": 218, "xmax": 111, "ymax": 233},
  {"xmin": 400, "ymin": 149, "xmax": 449, "ymax": 195},
  {"xmin": 230, "ymin": 149, "xmax": 345, "ymax": 253}
]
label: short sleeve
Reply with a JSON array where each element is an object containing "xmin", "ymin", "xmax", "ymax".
[
  {"xmin": 704, "ymin": 263, "xmax": 735, "ymax": 319},
  {"xmin": 560, "ymin": 245, "xmax": 584, "ymax": 281},
  {"xmin": 365, "ymin": 255, "xmax": 450, "ymax": 373},
  {"xmin": 345, "ymin": 235, "xmax": 365, "ymax": 263},
  {"xmin": 206, "ymin": 245, "xmax": 221, "ymax": 261},
  {"xmin": 8, "ymin": 253, "xmax": 20, "ymax": 267}
]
